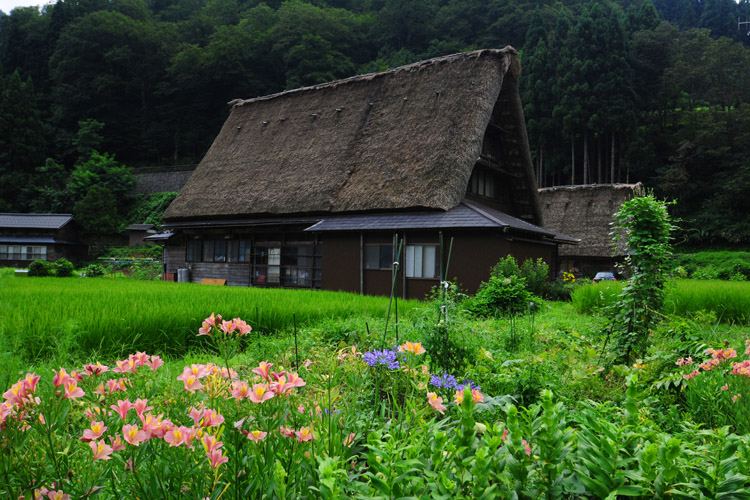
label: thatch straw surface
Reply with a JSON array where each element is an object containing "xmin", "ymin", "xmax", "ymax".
[
  {"xmin": 164, "ymin": 48, "xmax": 540, "ymax": 223},
  {"xmin": 538, "ymin": 183, "xmax": 644, "ymax": 257}
]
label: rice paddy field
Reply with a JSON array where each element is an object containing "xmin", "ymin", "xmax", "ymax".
[
  {"xmin": 571, "ymin": 279, "xmax": 750, "ymax": 325},
  {"xmin": 0, "ymin": 277, "xmax": 424, "ymax": 363}
]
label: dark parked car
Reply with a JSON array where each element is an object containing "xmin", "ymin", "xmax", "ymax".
[{"xmin": 592, "ymin": 271, "xmax": 617, "ymax": 283}]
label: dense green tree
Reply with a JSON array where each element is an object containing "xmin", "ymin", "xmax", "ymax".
[
  {"xmin": 522, "ymin": 8, "xmax": 558, "ymax": 187},
  {"xmin": 28, "ymin": 158, "xmax": 71, "ymax": 213},
  {"xmin": 74, "ymin": 183, "xmax": 123, "ymax": 244},
  {"xmin": 49, "ymin": 10, "xmax": 177, "ymax": 163},
  {"xmin": 698, "ymin": 0, "xmax": 737, "ymax": 40},
  {"xmin": 0, "ymin": 71, "xmax": 46, "ymax": 209},
  {"xmin": 67, "ymin": 151, "xmax": 134, "ymax": 210},
  {"xmin": 375, "ymin": 0, "xmax": 436, "ymax": 52},
  {"xmin": 554, "ymin": 0, "xmax": 636, "ymax": 184}
]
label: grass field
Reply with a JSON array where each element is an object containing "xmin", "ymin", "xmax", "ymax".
[{"xmin": 0, "ymin": 277, "xmax": 424, "ymax": 362}]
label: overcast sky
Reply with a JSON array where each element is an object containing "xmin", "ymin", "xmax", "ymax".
[{"xmin": 0, "ymin": 0, "xmax": 50, "ymax": 14}]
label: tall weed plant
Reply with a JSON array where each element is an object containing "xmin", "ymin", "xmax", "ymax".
[{"xmin": 606, "ymin": 194, "xmax": 676, "ymax": 364}]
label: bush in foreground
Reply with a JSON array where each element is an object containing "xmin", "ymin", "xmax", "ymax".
[{"xmin": 28, "ymin": 260, "xmax": 53, "ymax": 277}]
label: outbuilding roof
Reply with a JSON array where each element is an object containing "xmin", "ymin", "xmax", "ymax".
[
  {"xmin": 0, "ymin": 214, "xmax": 74, "ymax": 230},
  {"xmin": 163, "ymin": 48, "xmax": 542, "ymax": 224}
]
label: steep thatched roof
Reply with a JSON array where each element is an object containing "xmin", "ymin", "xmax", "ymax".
[
  {"xmin": 538, "ymin": 183, "xmax": 644, "ymax": 258},
  {"xmin": 164, "ymin": 48, "xmax": 542, "ymax": 224}
]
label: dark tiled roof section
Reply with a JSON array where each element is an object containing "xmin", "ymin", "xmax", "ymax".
[
  {"xmin": 125, "ymin": 224, "xmax": 155, "ymax": 231},
  {"xmin": 0, "ymin": 214, "xmax": 74, "ymax": 229},
  {"xmin": 304, "ymin": 204, "xmax": 496, "ymax": 232},
  {"xmin": 461, "ymin": 200, "xmax": 557, "ymax": 237},
  {"xmin": 305, "ymin": 202, "xmax": 565, "ymax": 239}
]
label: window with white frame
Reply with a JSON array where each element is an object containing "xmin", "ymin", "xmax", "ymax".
[
  {"xmin": 404, "ymin": 244, "xmax": 440, "ymax": 279},
  {"xmin": 0, "ymin": 245, "xmax": 47, "ymax": 260}
]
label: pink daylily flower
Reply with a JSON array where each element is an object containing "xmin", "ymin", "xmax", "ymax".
[
  {"xmin": 133, "ymin": 398, "xmax": 153, "ymax": 417},
  {"xmin": 181, "ymin": 375, "xmax": 204, "ymax": 393},
  {"xmin": 52, "ymin": 368, "xmax": 71, "ymax": 388},
  {"xmin": 113, "ymin": 358, "xmax": 138, "ymax": 374},
  {"xmin": 296, "ymin": 427, "xmax": 314, "ymax": 443},
  {"xmin": 252, "ymin": 361, "xmax": 273, "ymax": 381},
  {"xmin": 110, "ymin": 399, "xmax": 134, "ymax": 421},
  {"xmin": 202, "ymin": 434, "xmax": 223, "ymax": 454},
  {"xmin": 231, "ymin": 380, "xmax": 251, "ymax": 400},
  {"xmin": 207, "ymin": 449, "xmax": 228, "ymax": 468},
  {"xmin": 427, "ymin": 392, "xmax": 447, "ymax": 414},
  {"xmin": 285, "ymin": 372, "xmax": 306, "ymax": 388},
  {"xmin": 81, "ymin": 421, "xmax": 107, "ymax": 442},
  {"xmin": 122, "ymin": 424, "xmax": 148, "ymax": 446},
  {"xmin": 279, "ymin": 426, "xmax": 296, "ymax": 438},
  {"xmin": 219, "ymin": 320, "xmax": 237, "ymax": 334},
  {"xmin": 232, "ymin": 318, "xmax": 252, "ymax": 335},
  {"xmin": 201, "ymin": 409, "xmax": 225, "ymax": 427},
  {"xmin": 62, "ymin": 380, "xmax": 84, "ymax": 399},
  {"xmin": 247, "ymin": 430, "xmax": 267, "ymax": 442},
  {"xmin": 164, "ymin": 426, "xmax": 190, "ymax": 447},
  {"xmin": 249, "ymin": 383, "xmax": 274, "ymax": 403},
  {"xmin": 145, "ymin": 355, "xmax": 164, "ymax": 371},
  {"xmin": 89, "ymin": 439, "xmax": 113, "ymax": 460},
  {"xmin": 83, "ymin": 362, "xmax": 109, "ymax": 377},
  {"xmin": 108, "ymin": 434, "xmax": 125, "ymax": 451},
  {"xmin": 198, "ymin": 313, "xmax": 221, "ymax": 336}
]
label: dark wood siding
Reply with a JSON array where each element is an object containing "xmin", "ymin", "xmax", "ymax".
[
  {"xmin": 188, "ymin": 262, "xmax": 251, "ymax": 286},
  {"xmin": 507, "ymin": 239, "xmax": 555, "ymax": 269},
  {"xmin": 446, "ymin": 231, "xmax": 510, "ymax": 294},
  {"xmin": 164, "ymin": 243, "xmax": 185, "ymax": 274},
  {"xmin": 320, "ymin": 235, "xmax": 360, "ymax": 293}
]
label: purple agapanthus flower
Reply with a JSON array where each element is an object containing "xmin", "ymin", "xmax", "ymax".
[
  {"xmin": 429, "ymin": 372, "xmax": 481, "ymax": 392},
  {"xmin": 363, "ymin": 347, "xmax": 404, "ymax": 370}
]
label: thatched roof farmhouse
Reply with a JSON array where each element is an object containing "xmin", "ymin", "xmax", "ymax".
[
  {"xmin": 539, "ymin": 183, "xmax": 644, "ymax": 277},
  {"xmin": 161, "ymin": 48, "xmax": 576, "ymax": 297}
]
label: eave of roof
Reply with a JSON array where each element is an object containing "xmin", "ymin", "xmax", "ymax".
[{"xmin": 0, "ymin": 236, "xmax": 86, "ymax": 245}]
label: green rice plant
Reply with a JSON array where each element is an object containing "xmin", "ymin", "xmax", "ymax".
[
  {"xmin": 0, "ymin": 278, "xmax": 424, "ymax": 362},
  {"xmin": 573, "ymin": 280, "xmax": 750, "ymax": 325},
  {"xmin": 570, "ymin": 281, "xmax": 624, "ymax": 314},
  {"xmin": 665, "ymin": 280, "xmax": 750, "ymax": 324}
]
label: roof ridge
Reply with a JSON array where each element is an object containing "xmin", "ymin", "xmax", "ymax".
[
  {"xmin": 230, "ymin": 47, "xmax": 516, "ymax": 108},
  {"xmin": 460, "ymin": 200, "xmax": 509, "ymax": 228}
]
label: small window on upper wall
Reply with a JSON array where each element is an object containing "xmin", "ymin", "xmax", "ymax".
[
  {"xmin": 405, "ymin": 244, "xmax": 440, "ymax": 279},
  {"xmin": 364, "ymin": 244, "xmax": 393, "ymax": 270}
]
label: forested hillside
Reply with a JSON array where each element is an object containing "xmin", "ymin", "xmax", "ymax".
[{"xmin": 1, "ymin": 0, "xmax": 748, "ymax": 244}]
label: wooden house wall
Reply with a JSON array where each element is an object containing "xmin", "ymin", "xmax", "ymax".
[
  {"xmin": 160, "ymin": 227, "xmax": 557, "ymax": 298},
  {"xmin": 164, "ymin": 244, "xmax": 185, "ymax": 274},
  {"xmin": 445, "ymin": 232, "xmax": 509, "ymax": 294},
  {"xmin": 320, "ymin": 234, "xmax": 360, "ymax": 293}
]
